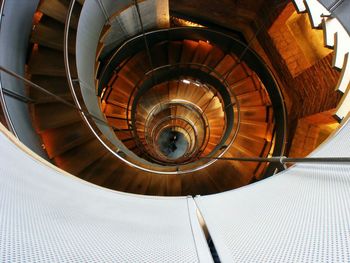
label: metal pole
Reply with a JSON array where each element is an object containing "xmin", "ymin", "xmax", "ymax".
[
  {"xmin": 0, "ymin": 66, "xmax": 130, "ymax": 134},
  {"xmin": 201, "ymin": 156, "xmax": 350, "ymax": 164}
]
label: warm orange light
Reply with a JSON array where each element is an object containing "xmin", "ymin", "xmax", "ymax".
[{"xmin": 171, "ymin": 17, "xmax": 205, "ymax": 28}]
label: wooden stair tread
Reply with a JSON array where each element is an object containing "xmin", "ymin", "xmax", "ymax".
[
  {"xmin": 239, "ymin": 120, "xmax": 269, "ymax": 138},
  {"xmin": 125, "ymin": 172, "xmax": 152, "ymax": 195},
  {"xmin": 40, "ymin": 121, "xmax": 93, "ymax": 158},
  {"xmin": 230, "ymin": 74, "xmax": 260, "ymax": 95},
  {"xmin": 166, "ymin": 174, "xmax": 182, "ymax": 196},
  {"xmin": 180, "ymin": 40, "xmax": 199, "ymax": 64},
  {"xmin": 38, "ymin": 0, "xmax": 80, "ymax": 29},
  {"xmin": 237, "ymin": 90, "xmax": 265, "ymax": 106},
  {"xmin": 151, "ymin": 42, "xmax": 169, "ymax": 68},
  {"xmin": 146, "ymin": 175, "xmax": 167, "ymax": 195},
  {"xmin": 103, "ymin": 164, "xmax": 135, "ymax": 191},
  {"xmin": 237, "ymin": 106, "xmax": 269, "ymax": 122},
  {"xmin": 33, "ymin": 102, "xmax": 81, "ymax": 132},
  {"xmin": 214, "ymin": 54, "xmax": 237, "ymax": 76},
  {"xmin": 31, "ymin": 15, "xmax": 76, "ymax": 54},
  {"xmin": 168, "ymin": 41, "xmax": 183, "ymax": 65},
  {"xmin": 80, "ymin": 152, "xmax": 121, "ymax": 185},
  {"xmin": 29, "ymin": 75, "xmax": 71, "ymax": 102},
  {"xmin": 28, "ymin": 46, "xmax": 77, "ymax": 77},
  {"xmin": 192, "ymin": 40, "xmax": 213, "ymax": 65},
  {"xmin": 54, "ymin": 138, "xmax": 107, "ymax": 175},
  {"xmin": 226, "ymin": 62, "xmax": 251, "ymax": 84},
  {"xmin": 203, "ymin": 46, "xmax": 225, "ymax": 69}
]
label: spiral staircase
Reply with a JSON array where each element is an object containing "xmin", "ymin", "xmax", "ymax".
[
  {"xmin": 25, "ymin": 0, "xmax": 281, "ymax": 196},
  {"xmin": 1, "ymin": 0, "xmax": 350, "ymax": 262}
]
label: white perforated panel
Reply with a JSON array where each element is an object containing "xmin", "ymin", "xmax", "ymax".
[
  {"xmin": 196, "ymin": 117, "xmax": 350, "ymax": 262},
  {"xmin": 0, "ymin": 132, "xmax": 208, "ymax": 262}
]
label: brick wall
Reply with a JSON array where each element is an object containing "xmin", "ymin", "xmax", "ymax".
[
  {"xmin": 268, "ymin": 4, "xmax": 311, "ymax": 77},
  {"xmin": 260, "ymin": 3, "xmax": 341, "ymax": 118},
  {"xmin": 288, "ymin": 110, "xmax": 339, "ymax": 157},
  {"xmin": 253, "ymin": 0, "xmax": 341, "ymax": 153}
]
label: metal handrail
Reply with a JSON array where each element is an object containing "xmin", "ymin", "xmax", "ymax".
[
  {"xmin": 0, "ymin": 66, "xmax": 136, "ymax": 136},
  {"xmin": 124, "ymin": 62, "xmax": 240, "ymax": 153},
  {"xmin": 2, "ymin": 65, "xmax": 350, "ymax": 168},
  {"xmin": 0, "ymin": 0, "xmax": 17, "ymax": 136},
  {"xmin": 63, "ymin": 0, "xmax": 238, "ymax": 175},
  {"xmin": 62, "ymin": 0, "xmax": 286, "ymax": 175},
  {"xmin": 124, "ymin": 62, "xmax": 241, "ymax": 167},
  {"xmin": 144, "ymin": 102, "xmax": 208, "ymax": 153},
  {"xmin": 201, "ymin": 156, "xmax": 350, "ymax": 164},
  {"xmin": 97, "ymin": 27, "xmax": 288, "ymax": 158}
]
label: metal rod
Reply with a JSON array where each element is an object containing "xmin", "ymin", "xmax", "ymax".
[
  {"xmin": 0, "ymin": 0, "xmax": 18, "ymax": 136},
  {"xmin": 222, "ymin": 16, "xmax": 267, "ymax": 83},
  {"xmin": 329, "ymin": 0, "xmax": 345, "ymax": 12},
  {"xmin": 201, "ymin": 156, "xmax": 350, "ymax": 164},
  {"xmin": 2, "ymin": 87, "xmax": 35, "ymax": 103},
  {"xmin": 0, "ymin": 66, "xmax": 130, "ymax": 134},
  {"xmin": 133, "ymin": 0, "xmax": 154, "ymax": 74}
]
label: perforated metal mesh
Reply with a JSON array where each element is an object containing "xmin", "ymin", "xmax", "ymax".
[
  {"xmin": 196, "ymin": 118, "xmax": 350, "ymax": 263},
  {"xmin": 0, "ymin": 132, "xmax": 209, "ymax": 262}
]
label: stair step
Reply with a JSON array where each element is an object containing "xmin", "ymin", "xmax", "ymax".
[
  {"xmin": 80, "ymin": 152, "xmax": 121, "ymax": 186},
  {"xmin": 225, "ymin": 62, "xmax": 251, "ymax": 84},
  {"xmin": 107, "ymin": 117, "xmax": 129, "ymax": 130},
  {"xmin": 38, "ymin": 0, "xmax": 80, "ymax": 29},
  {"xmin": 168, "ymin": 41, "xmax": 183, "ymax": 64},
  {"xmin": 234, "ymin": 135, "xmax": 266, "ymax": 156},
  {"xmin": 40, "ymin": 121, "xmax": 93, "ymax": 158},
  {"xmin": 224, "ymin": 150, "xmax": 258, "ymax": 180},
  {"xmin": 104, "ymin": 103, "xmax": 128, "ymax": 117},
  {"xmin": 125, "ymin": 172, "xmax": 152, "ymax": 195},
  {"xmin": 214, "ymin": 54, "xmax": 237, "ymax": 76},
  {"xmin": 108, "ymin": 80, "xmax": 132, "ymax": 101},
  {"xmin": 192, "ymin": 40, "xmax": 213, "ymax": 65},
  {"xmin": 53, "ymin": 138, "xmax": 107, "ymax": 175},
  {"xmin": 99, "ymin": 163, "xmax": 131, "ymax": 190},
  {"xmin": 146, "ymin": 175, "xmax": 167, "ymax": 195},
  {"xmin": 117, "ymin": 69, "xmax": 142, "ymax": 88},
  {"xmin": 29, "ymin": 75, "xmax": 71, "ymax": 103},
  {"xmin": 28, "ymin": 46, "xmax": 77, "ymax": 77},
  {"xmin": 32, "ymin": 102, "xmax": 81, "ymax": 132},
  {"xmin": 181, "ymin": 173, "xmax": 195, "ymax": 196},
  {"xmin": 31, "ymin": 16, "xmax": 76, "ymax": 54},
  {"xmin": 203, "ymin": 46, "xmax": 225, "ymax": 70},
  {"xmin": 237, "ymin": 90, "xmax": 265, "ymax": 106},
  {"xmin": 190, "ymin": 171, "xmax": 216, "ymax": 195},
  {"xmin": 166, "ymin": 174, "xmax": 182, "ymax": 196},
  {"xmin": 180, "ymin": 40, "xmax": 199, "ymax": 64},
  {"xmin": 105, "ymin": 113, "xmax": 128, "ymax": 120},
  {"xmin": 230, "ymin": 74, "xmax": 260, "ymax": 95},
  {"xmin": 239, "ymin": 120, "xmax": 269, "ymax": 138},
  {"xmin": 151, "ymin": 42, "xmax": 169, "ymax": 68},
  {"xmin": 237, "ymin": 106, "xmax": 268, "ymax": 122},
  {"xmin": 205, "ymin": 162, "xmax": 245, "ymax": 192},
  {"xmin": 105, "ymin": 100, "xmax": 128, "ymax": 110}
]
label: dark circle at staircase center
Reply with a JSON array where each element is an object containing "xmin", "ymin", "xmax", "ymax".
[{"xmin": 157, "ymin": 129, "xmax": 189, "ymax": 160}]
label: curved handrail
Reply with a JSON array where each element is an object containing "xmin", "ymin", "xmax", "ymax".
[
  {"xmin": 0, "ymin": 0, "xmax": 17, "ymax": 136},
  {"xmin": 64, "ymin": 1, "xmax": 284, "ymax": 175},
  {"xmin": 124, "ymin": 62, "xmax": 239, "ymax": 162},
  {"xmin": 97, "ymin": 27, "xmax": 287, "ymax": 163},
  {"xmin": 64, "ymin": 0, "xmax": 219, "ymax": 174}
]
